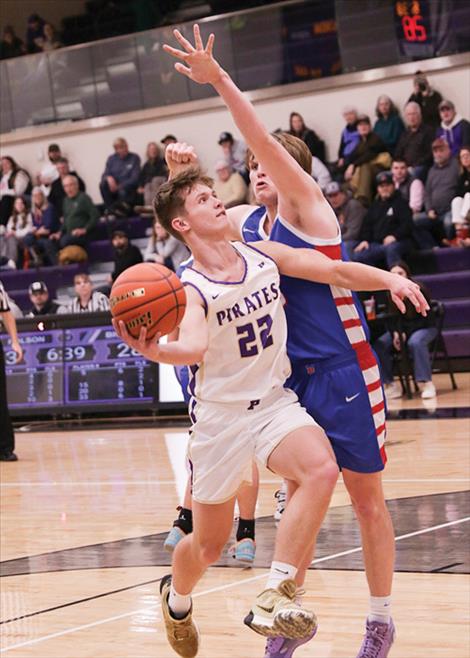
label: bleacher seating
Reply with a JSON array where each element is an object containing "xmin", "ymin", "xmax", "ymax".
[{"xmin": 417, "ymin": 251, "xmax": 470, "ymax": 359}]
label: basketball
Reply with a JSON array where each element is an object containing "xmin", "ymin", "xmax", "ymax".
[{"xmin": 110, "ymin": 263, "xmax": 186, "ymax": 339}]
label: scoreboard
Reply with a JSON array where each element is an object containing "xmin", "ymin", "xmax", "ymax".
[{"xmin": 1, "ymin": 313, "xmax": 184, "ymax": 415}]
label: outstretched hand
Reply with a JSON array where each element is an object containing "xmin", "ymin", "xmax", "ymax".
[
  {"xmin": 388, "ymin": 276, "xmax": 429, "ymax": 316},
  {"xmin": 163, "ymin": 24, "xmax": 222, "ymax": 85}
]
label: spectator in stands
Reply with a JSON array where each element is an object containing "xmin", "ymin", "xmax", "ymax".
[
  {"xmin": 161, "ymin": 134, "xmax": 178, "ymax": 150},
  {"xmin": 374, "ymin": 261, "xmax": 437, "ymax": 400},
  {"xmin": 0, "ymin": 156, "xmax": 32, "ymax": 226},
  {"xmin": 217, "ymin": 132, "xmax": 248, "ymax": 182},
  {"xmin": 311, "ymin": 156, "xmax": 331, "ymax": 190},
  {"xmin": 324, "ymin": 181, "xmax": 366, "ymax": 257},
  {"xmin": 408, "ymin": 71, "xmax": 442, "ymax": 131},
  {"xmin": 288, "ymin": 112, "xmax": 325, "ymax": 162},
  {"xmin": 0, "ymin": 26, "xmax": 26, "ymax": 59},
  {"xmin": 0, "ymin": 197, "xmax": 32, "ymax": 269},
  {"xmin": 100, "ymin": 138, "xmax": 141, "ymax": 214},
  {"xmin": 26, "ymin": 13, "xmax": 46, "ymax": 54},
  {"xmin": 144, "ymin": 220, "xmax": 190, "ymax": 271},
  {"xmin": 58, "ymin": 273, "xmax": 109, "ymax": 314},
  {"xmin": 110, "ymin": 228, "xmax": 143, "ymax": 283},
  {"xmin": 435, "ymin": 100, "xmax": 470, "ymax": 158},
  {"xmin": 373, "ymin": 95, "xmax": 405, "ymax": 154},
  {"xmin": 344, "ymin": 114, "xmax": 391, "ymax": 205},
  {"xmin": 136, "ymin": 142, "xmax": 168, "ymax": 207},
  {"xmin": 451, "ymin": 147, "xmax": 470, "ymax": 243},
  {"xmin": 352, "ymin": 171, "xmax": 413, "ymax": 268},
  {"xmin": 38, "ymin": 143, "xmax": 62, "ymax": 196},
  {"xmin": 414, "ymin": 138, "xmax": 460, "ymax": 247},
  {"xmin": 49, "ymin": 158, "xmax": 85, "ymax": 215},
  {"xmin": 213, "ymin": 161, "xmax": 247, "ymax": 208},
  {"xmin": 391, "ymin": 158, "xmax": 424, "ymax": 215},
  {"xmin": 336, "ymin": 106, "xmax": 360, "ymax": 174},
  {"xmin": 23, "ymin": 187, "xmax": 59, "ymax": 266},
  {"xmin": 25, "ymin": 281, "xmax": 58, "ymax": 316},
  {"xmin": 394, "ymin": 102, "xmax": 434, "ymax": 181},
  {"xmin": 53, "ymin": 176, "xmax": 99, "ymax": 250},
  {"xmin": 36, "ymin": 23, "xmax": 62, "ymax": 52}
]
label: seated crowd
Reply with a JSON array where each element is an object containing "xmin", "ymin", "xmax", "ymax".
[{"xmin": 1, "ymin": 70, "xmax": 469, "ymax": 400}]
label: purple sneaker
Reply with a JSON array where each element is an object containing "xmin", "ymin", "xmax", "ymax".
[
  {"xmin": 264, "ymin": 628, "xmax": 317, "ymax": 658},
  {"xmin": 356, "ymin": 618, "xmax": 395, "ymax": 658}
]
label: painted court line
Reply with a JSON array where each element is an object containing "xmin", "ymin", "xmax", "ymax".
[
  {"xmin": 0, "ymin": 478, "xmax": 468, "ymax": 488},
  {"xmin": 1, "ymin": 516, "xmax": 468, "ymax": 653}
]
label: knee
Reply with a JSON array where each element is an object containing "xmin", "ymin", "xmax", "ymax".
[
  {"xmin": 301, "ymin": 458, "xmax": 339, "ymax": 492},
  {"xmin": 350, "ymin": 495, "xmax": 386, "ymax": 522},
  {"xmin": 195, "ymin": 540, "xmax": 224, "ymax": 566}
]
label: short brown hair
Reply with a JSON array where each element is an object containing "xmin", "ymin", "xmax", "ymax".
[
  {"xmin": 247, "ymin": 132, "xmax": 312, "ymax": 174},
  {"xmin": 74, "ymin": 273, "xmax": 91, "ymax": 284},
  {"xmin": 153, "ymin": 167, "xmax": 214, "ymax": 242}
]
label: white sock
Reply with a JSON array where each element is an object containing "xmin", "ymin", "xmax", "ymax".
[
  {"xmin": 368, "ymin": 595, "xmax": 391, "ymax": 624},
  {"xmin": 266, "ymin": 561, "xmax": 298, "ymax": 590},
  {"xmin": 168, "ymin": 584, "xmax": 191, "ymax": 619}
]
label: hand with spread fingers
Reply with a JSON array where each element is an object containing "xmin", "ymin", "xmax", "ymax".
[
  {"xmin": 388, "ymin": 276, "xmax": 429, "ymax": 316},
  {"xmin": 163, "ymin": 24, "xmax": 222, "ymax": 85}
]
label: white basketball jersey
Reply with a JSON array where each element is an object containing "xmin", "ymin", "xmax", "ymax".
[{"xmin": 181, "ymin": 242, "xmax": 291, "ymax": 404}]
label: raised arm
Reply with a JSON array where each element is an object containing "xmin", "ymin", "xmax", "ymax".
[
  {"xmin": 113, "ymin": 286, "xmax": 208, "ymax": 365},
  {"xmin": 256, "ymin": 241, "xmax": 429, "ymax": 316},
  {"xmin": 164, "ymin": 140, "xmax": 257, "ymax": 240},
  {"xmin": 163, "ymin": 25, "xmax": 337, "ymax": 239}
]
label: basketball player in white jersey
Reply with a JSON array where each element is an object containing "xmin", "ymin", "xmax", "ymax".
[
  {"xmin": 162, "ymin": 25, "xmax": 417, "ymax": 658},
  {"xmin": 114, "ymin": 164, "xmax": 427, "ymax": 658}
]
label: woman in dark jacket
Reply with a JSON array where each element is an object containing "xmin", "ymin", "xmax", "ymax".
[
  {"xmin": 288, "ymin": 112, "xmax": 325, "ymax": 162},
  {"xmin": 374, "ymin": 261, "xmax": 437, "ymax": 400}
]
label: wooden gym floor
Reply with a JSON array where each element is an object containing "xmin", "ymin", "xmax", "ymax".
[{"xmin": 1, "ymin": 372, "xmax": 469, "ymax": 657}]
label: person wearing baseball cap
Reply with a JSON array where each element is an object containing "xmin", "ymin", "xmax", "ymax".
[
  {"xmin": 161, "ymin": 135, "xmax": 177, "ymax": 148},
  {"xmin": 343, "ymin": 113, "xmax": 391, "ymax": 206},
  {"xmin": 217, "ymin": 131, "xmax": 248, "ymax": 182},
  {"xmin": 352, "ymin": 170, "xmax": 414, "ymax": 268},
  {"xmin": 435, "ymin": 100, "xmax": 470, "ymax": 158},
  {"xmin": 412, "ymin": 137, "xmax": 460, "ymax": 248},
  {"xmin": 324, "ymin": 182, "xmax": 366, "ymax": 257},
  {"xmin": 26, "ymin": 281, "xmax": 58, "ymax": 316}
]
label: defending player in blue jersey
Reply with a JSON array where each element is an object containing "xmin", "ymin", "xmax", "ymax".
[{"xmin": 163, "ymin": 25, "xmax": 412, "ymax": 658}]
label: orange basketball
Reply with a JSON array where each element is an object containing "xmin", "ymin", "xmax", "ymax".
[{"xmin": 110, "ymin": 263, "xmax": 186, "ymax": 339}]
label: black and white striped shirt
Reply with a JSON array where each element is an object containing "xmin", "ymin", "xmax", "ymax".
[
  {"xmin": 57, "ymin": 291, "xmax": 110, "ymax": 314},
  {"xmin": 0, "ymin": 281, "xmax": 10, "ymax": 313}
]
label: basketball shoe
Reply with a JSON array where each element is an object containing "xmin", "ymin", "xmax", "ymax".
[
  {"xmin": 160, "ymin": 574, "xmax": 199, "ymax": 658},
  {"xmin": 244, "ymin": 579, "xmax": 317, "ymax": 639},
  {"xmin": 229, "ymin": 538, "xmax": 256, "ymax": 565},
  {"xmin": 356, "ymin": 618, "xmax": 395, "ymax": 658},
  {"xmin": 264, "ymin": 628, "xmax": 317, "ymax": 658}
]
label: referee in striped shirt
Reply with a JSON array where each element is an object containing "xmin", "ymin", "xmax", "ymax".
[{"xmin": 0, "ymin": 281, "xmax": 23, "ymax": 461}]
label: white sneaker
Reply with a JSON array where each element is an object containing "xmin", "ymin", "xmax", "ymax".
[
  {"xmin": 7, "ymin": 259, "xmax": 16, "ymax": 270},
  {"xmin": 384, "ymin": 382, "xmax": 402, "ymax": 399},
  {"xmin": 421, "ymin": 381, "xmax": 437, "ymax": 399}
]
